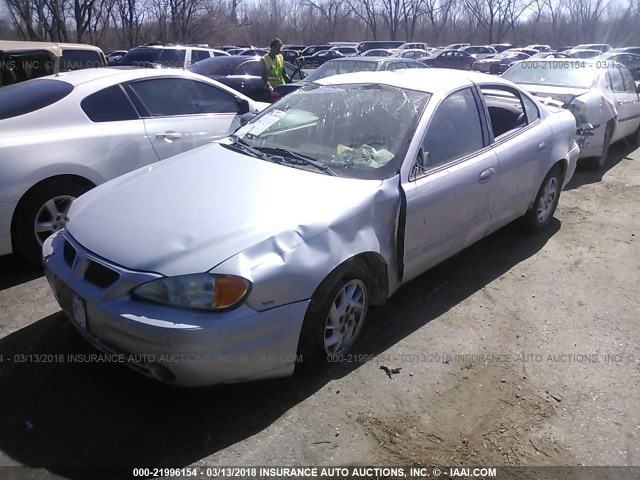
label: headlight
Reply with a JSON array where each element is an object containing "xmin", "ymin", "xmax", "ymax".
[
  {"xmin": 132, "ymin": 273, "xmax": 251, "ymax": 311},
  {"xmin": 567, "ymin": 100, "xmax": 588, "ymax": 123}
]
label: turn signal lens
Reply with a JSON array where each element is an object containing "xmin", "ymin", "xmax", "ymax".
[{"xmin": 213, "ymin": 275, "xmax": 252, "ymax": 309}]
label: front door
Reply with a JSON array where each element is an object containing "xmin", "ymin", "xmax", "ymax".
[{"xmin": 403, "ymin": 87, "xmax": 498, "ymax": 282}]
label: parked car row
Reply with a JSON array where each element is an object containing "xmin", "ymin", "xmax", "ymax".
[{"xmin": 2, "ymin": 37, "xmax": 640, "ymax": 389}]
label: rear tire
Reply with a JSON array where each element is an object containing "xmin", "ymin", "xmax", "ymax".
[
  {"xmin": 297, "ymin": 262, "xmax": 370, "ymax": 370},
  {"xmin": 12, "ymin": 179, "xmax": 90, "ymax": 264},
  {"xmin": 522, "ymin": 165, "xmax": 563, "ymax": 234}
]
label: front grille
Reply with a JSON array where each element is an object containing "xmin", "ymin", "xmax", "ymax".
[
  {"xmin": 84, "ymin": 260, "xmax": 120, "ymax": 288},
  {"xmin": 63, "ymin": 240, "xmax": 76, "ymax": 266}
]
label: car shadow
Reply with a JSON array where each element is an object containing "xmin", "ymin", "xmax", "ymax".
[
  {"xmin": 0, "ymin": 254, "xmax": 43, "ymax": 291},
  {"xmin": 564, "ymin": 140, "xmax": 637, "ymax": 191},
  {"xmin": 0, "ymin": 220, "xmax": 559, "ymax": 479}
]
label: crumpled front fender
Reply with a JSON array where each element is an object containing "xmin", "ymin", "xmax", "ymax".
[{"xmin": 212, "ymin": 176, "xmax": 403, "ymax": 311}]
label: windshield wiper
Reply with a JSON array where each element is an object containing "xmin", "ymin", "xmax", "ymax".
[
  {"xmin": 224, "ymin": 135, "xmax": 267, "ymax": 159},
  {"xmin": 253, "ymin": 146, "xmax": 337, "ymax": 176}
]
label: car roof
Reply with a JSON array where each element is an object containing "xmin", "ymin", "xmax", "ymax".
[
  {"xmin": 315, "ymin": 68, "xmax": 515, "ymax": 93},
  {"xmin": 33, "ymin": 67, "xmax": 205, "ymax": 86},
  {"xmin": 330, "ymin": 57, "xmax": 400, "ymax": 63},
  {"xmin": 0, "ymin": 40, "xmax": 103, "ymax": 55},
  {"xmin": 600, "ymin": 51, "xmax": 640, "ymax": 58},
  {"xmin": 131, "ymin": 44, "xmax": 210, "ymax": 50}
]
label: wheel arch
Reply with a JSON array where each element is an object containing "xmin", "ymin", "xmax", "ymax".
[{"xmin": 332, "ymin": 252, "xmax": 389, "ymax": 305}]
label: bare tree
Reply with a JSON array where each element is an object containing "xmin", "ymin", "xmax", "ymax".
[
  {"xmin": 566, "ymin": 0, "xmax": 610, "ymax": 41},
  {"xmin": 112, "ymin": 0, "xmax": 145, "ymax": 47},
  {"xmin": 305, "ymin": 0, "xmax": 350, "ymax": 38},
  {"xmin": 346, "ymin": 0, "xmax": 380, "ymax": 39}
]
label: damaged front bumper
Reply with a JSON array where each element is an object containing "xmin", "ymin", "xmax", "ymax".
[{"xmin": 43, "ymin": 230, "xmax": 309, "ymax": 387}]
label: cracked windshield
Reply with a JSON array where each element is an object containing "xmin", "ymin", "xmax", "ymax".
[{"xmin": 233, "ymin": 83, "xmax": 431, "ymax": 179}]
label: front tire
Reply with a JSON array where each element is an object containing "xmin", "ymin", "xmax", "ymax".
[
  {"xmin": 297, "ymin": 263, "xmax": 370, "ymax": 369},
  {"xmin": 522, "ymin": 165, "xmax": 563, "ymax": 233},
  {"xmin": 12, "ymin": 179, "xmax": 90, "ymax": 263}
]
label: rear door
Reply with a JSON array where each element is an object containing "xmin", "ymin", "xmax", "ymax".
[
  {"xmin": 125, "ymin": 77, "xmax": 244, "ymax": 160},
  {"xmin": 609, "ymin": 66, "xmax": 640, "ymax": 137},
  {"xmin": 403, "ymin": 87, "xmax": 498, "ymax": 282},
  {"xmin": 79, "ymin": 84, "xmax": 159, "ymax": 177},
  {"xmin": 477, "ymin": 85, "xmax": 551, "ymax": 230}
]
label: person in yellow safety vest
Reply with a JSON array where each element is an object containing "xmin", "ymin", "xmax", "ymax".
[{"xmin": 262, "ymin": 38, "xmax": 291, "ymax": 97}]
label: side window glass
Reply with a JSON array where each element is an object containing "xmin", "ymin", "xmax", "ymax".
[
  {"xmin": 128, "ymin": 78, "xmax": 199, "ymax": 116},
  {"xmin": 480, "ymin": 86, "xmax": 528, "ymax": 138},
  {"xmin": 240, "ymin": 60, "xmax": 262, "ymax": 76},
  {"xmin": 607, "ymin": 68, "xmax": 625, "ymax": 92},
  {"xmin": 192, "ymin": 50, "xmax": 211, "ymax": 63},
  {"xmin": 421, "ymin": 88, "xmax": 484, "ymax": 169},
  {"xmin": 81, "ymin": 85, "xmax": 138, "ymax": 122},
  {"xmin": 191, "ymin": 81, "xmax": 239, "ymax": 113},
  {"xmin": 619, "ymin": 67, "xmax": 636, "ymax": 93},
  {"xmin": 521, "ymin": 94, "xmax": 540, "ymax": 123},
  {"xmin": 157, "ymin": 49, "xmax": 186, "ymax": 68}
]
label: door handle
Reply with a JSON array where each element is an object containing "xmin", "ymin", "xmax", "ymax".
[
  {"xmin": 479, "ymin": 167, "xmax": 495, "ymax": 183},
  {"xmin": 156, "ymin": 131, "xmax": 182, "ymax": 140},
  {"xmin": 538, "ymin": 141, "xmax": 547, "ymax": 152}
]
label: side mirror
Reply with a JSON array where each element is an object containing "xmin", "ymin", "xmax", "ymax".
[
  {"xmin": 237, "ymin": 98, "xmax": 250, "ymax": 114},
  {"xmin": 411, "ymin": 149, "xmax": 430, "ymax": 179}
]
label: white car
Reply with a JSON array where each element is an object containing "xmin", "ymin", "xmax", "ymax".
[
  {"xmin": 503, "ymin": 59, "xmax": 640, "ymax": 168},
  {"xmin": 460, "ymin": 45, "xmax": 498, "ymax": 60},
  {"xmin": 0, "ymin": 68, "xmax": 267, "ymax": 261},
  {"xmin": 43, "ymin": 70, "xmax": 579, "ymax": 386},
  {"xmin": 118, "ymin": 45, "xmax": 229, "ymax": 69}
]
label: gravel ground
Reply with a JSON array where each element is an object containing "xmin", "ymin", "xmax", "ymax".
[{"xmin": 0, "ymin": 141, "xmax": 638, "ymax": 480}]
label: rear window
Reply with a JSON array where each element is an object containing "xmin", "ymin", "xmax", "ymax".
[
  {"xmin": 119, "ymin": 48, "xmax": 186, "ymax": 68},
  {"xmin": 358, "ymin": 41, "xmax": 405, "ymax": 52},
  {"xmin": 0, "ymin": 51, "xmax": 55, "ymax": 86},
  {"xmin": 0, "ymin": 79, "xmax": 73, "ymax": 120},
  {"xmin": 61, "ymin": 50, "xmax": 104, "ymax": 70},
  {"xmin": 119, "ymin": 48, "xmax": 162, "ymax": 66}
]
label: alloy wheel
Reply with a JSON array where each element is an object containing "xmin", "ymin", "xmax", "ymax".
[
  {"xmin": 536, "ymin": 176, "xmax": 558, "ymax": 224},
  {"xmin": 33, "ymin": 195, "xmax": 75, "ymax": 245},
  {"xmin": 323, "ymin": 279, "xmax": 367, "ymax": 356}
]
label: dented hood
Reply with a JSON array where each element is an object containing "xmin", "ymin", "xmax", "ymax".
[{"xmin": 66, "ymin": 143, "xmax": 385, "ymax": 276}]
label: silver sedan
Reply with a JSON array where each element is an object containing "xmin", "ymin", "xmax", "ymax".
[
  {"xmin": 502, "ymin": 59, "xmax": 640, "ymax": 168},
  {"xmin": 0, "ymin": 68, "xmax": 267, "ymax": 262},
  {"xmin": 43, "ymin": 69, "xmax": 579, "ymax": 386}
]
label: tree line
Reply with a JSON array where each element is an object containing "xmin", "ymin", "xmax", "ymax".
[{"xmin": 1, "ymin": 0, "xmax": 639, "ymax": 52}]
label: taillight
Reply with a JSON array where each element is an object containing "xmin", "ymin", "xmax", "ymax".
[{"xmin": 271, "ymin": 90, "xmax": 282, "ymax": 101}]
